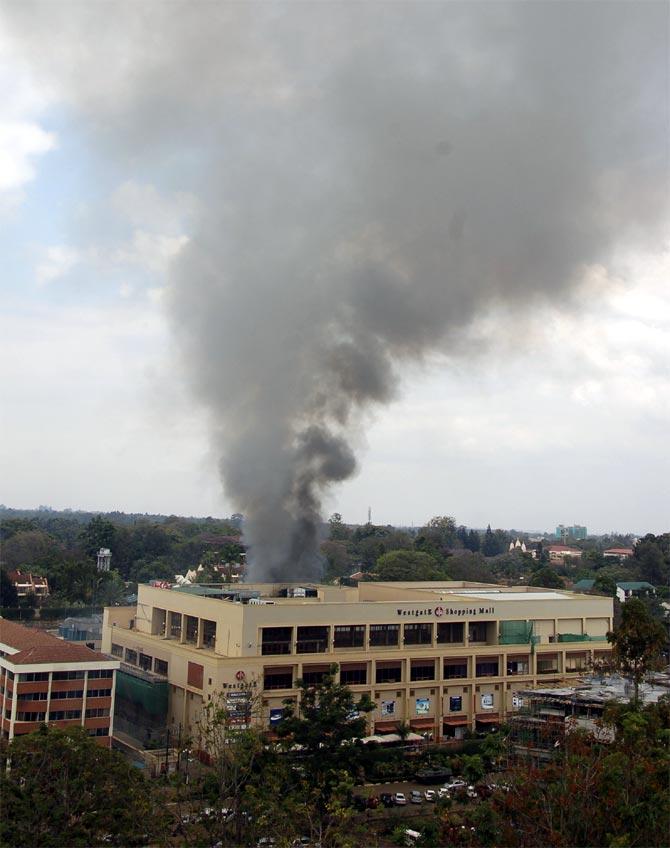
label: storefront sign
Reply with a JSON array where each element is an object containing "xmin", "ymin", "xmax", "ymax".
[{"xmin": 397, "ymin": 605, "xmax": 495, "ymax": 617}]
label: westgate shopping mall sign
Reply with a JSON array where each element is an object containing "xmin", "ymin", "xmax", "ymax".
[{"xmin": 397, "ymin": 605, "xmax": 496, "ymax": 617}]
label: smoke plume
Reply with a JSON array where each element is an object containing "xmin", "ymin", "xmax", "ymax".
[{"xmin": 4, "ymin": 2, "xmax": 667, "ymax": 579}]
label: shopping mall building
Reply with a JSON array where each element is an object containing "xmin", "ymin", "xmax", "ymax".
[{"xmin": 102, "ymin": 581, "xmax": 613, "ymax": 744}]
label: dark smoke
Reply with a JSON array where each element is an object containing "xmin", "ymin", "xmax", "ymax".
[{"xmin": 5, "ymin": 2, "xmax": 667, "ymax": 579}]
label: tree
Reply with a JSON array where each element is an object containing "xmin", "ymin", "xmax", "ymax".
[
  {"xmin": 527, "ymin": 567, "xmax": 564, "ymax": 589},
  {"xmin": 634, "ymin": 537, "xmax": 668, "ymax": 585},
  {"xmin": 277, "ymin": 664, "xmax": 374, "ymax": 805},
  {"xmin": 374, "ymin": 550, "xmax": 442, "ymax": 581},
  {"xmin": 0, "ymin": 725, "xmax": 164, "ymax": 847},
  {"xmin": 466, "ymin": 529, "xmax": 481, "ymax": 553},
  {"xmin": 328, "ymin": 513, "xmax": 351, "ymax": 542},
  {"xmin": 79, "ymin": 515, "xmax": 117, "ymax": 559},
  {"xmin": 482, "ymin": 525, "xmax": 498, "ymax": 557},
  {"xmin": 607, "ymin": 597, "xmax": 668, "ymax": 701},
  {"xmin": 0, "ymin": 568, "xmax": 18, "ymax": 606}
]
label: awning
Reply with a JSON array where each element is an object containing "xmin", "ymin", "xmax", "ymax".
[
  {"xmin": 475, "ymin": 715, "xmax": 500, "ymax": 724},
  {"xmin": 375, "ymin": 720, "xmax": 400, "ymax": 732},
  {"xmin": 410, "ymin": 717, "xmax": 436, "ymax": 729},
  {"xmin": 405, "ymin": 732, "xmax": 425, "ymax": 742},
  {"xmin": 443, "ymin": 718, "xmax": 469, "ymax": 726}
]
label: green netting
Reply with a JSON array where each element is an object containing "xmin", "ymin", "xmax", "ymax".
[
  {"xmin": 499, "ymin": 620, "xmax": 534, "ymax": 644},
  {"xmin": 116, "ymin": 670, "xmax": 168, "ymax": 717},
  {"xmin": 557, "ymin": 633, "xmax": 607, "ymax": 642}
]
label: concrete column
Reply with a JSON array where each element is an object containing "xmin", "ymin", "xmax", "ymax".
[{"xmin": 197, "ymin": 619, "xmax": 204, "ymax": 649}]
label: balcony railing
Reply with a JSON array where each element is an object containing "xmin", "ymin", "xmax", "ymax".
[
  {"xmin": 261, "ymin": 642, "xmax": 292, "ymax": 656},
  {"xmin": 296, "ymin": 640, "xmax": 328, "ymax": 654}
]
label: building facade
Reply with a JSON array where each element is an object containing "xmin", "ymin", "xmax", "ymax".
[
  {"xmin": 0, "ymin": 619, "xmax": 119, "ymax": 746},
  {"xmin": 102, "ymin": 581, "xmax": 613, "ymax": 745}
]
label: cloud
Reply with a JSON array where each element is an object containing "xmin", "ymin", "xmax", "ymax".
[{"xmin": 35, "ymin": 244, "xmax": 80, "ymax": 284}]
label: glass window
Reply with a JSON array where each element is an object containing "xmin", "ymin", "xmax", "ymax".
[
  {"xmin": 185, "ymin": 615, "xmax": 199, "ymax": 644},
  {"xmin": 404, "ymin": 623, "xmax": 432, "ymax": 645},
  {"xmin": 296, "ymin": 626, "xmax": 329, "ymax": 654},
  {"xmin": 111, "ymin": 643, "xmax": 123, "ymax": 657},
  {"xmin": 449, "ymin": 696, "xmax": 463, "ymax": 712},
  {"xmin": 333, "ymin": 625, "xmax": 365, "ymax": 648},
  {"xmin": 261, "ymin": 627, "xmax": 292, "ymax": 655},
  {"xmin": 124, "ymin": 649, "xmax": 138, "ymax": 665},
  {"xmin": 475, "ymin": 660, "xmax": 499, "ymax": 677},
  {"xmin": 154, "ymin": 658, "xmax": 168, "ymax": 676},
  {"xmin": 437, "ymin": 622, "xmax": 464, "ymax": 644},
  {"xmin": 468, "ymin": 622, "xmax": 489, "ymax": 642},
  {"xmin": 410, "ymin": 661, "xmax": 435, "ymax": 681},
  {"xmin": 375, "ymin": 664, "xmax": 402, "ymax": 684},
  {"xmin": 203, "ymin": 619, "xmax": 217, "ymax": 649},
  {"xmin": 369, "ymin": 624, "xmax": 399, "ymax": 648},
  {"xmin": 444, "ymin": 660, "xmax": 468, "ymax": 679},
  {"xmin": 340, "ymin": 666, "xmax": 367, "ymax": 686},
  {"xmin": 263, "ymin": 670, "xmax": 293, "ymax": 690},
  {"xmin": 139, "ymin": 653, "xmax": 152, "ymax": 672}
]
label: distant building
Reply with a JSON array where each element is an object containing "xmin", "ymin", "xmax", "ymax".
[
  {"xmin": 96, "ymin": 548, "xmax": 112, "ymax": 572},
  {"xmin": 603, "ymin": 548, "xmax": 634, "ymax": 560},
  {"xmin": 0, "ymin": 619, "xmax": 119, "ymax": 745},
  {"xmin": 555, "ymin": 525, "xmax": 587, "ymax": 542},
  {"xmin": 53, "ymin": 615, "xmax": 103, "ymax": 651},
  {"xmin": 615, "ymin": 582, "xmax": 656, "ymax": 603},
  {"xmin": 6, "ymin": 570, "xmax": 49, "ymax": 600},
  {"xmin": 546, "ymin": 545, "xmax": 582, "ymax": 563}
]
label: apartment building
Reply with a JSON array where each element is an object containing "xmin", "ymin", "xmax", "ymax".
[
  {"xmin": 0, "ymin": 619, "xmax": 119, "ymax": 746},
  {"xmin": 102, "ymin": 581, "xmax": 613, "ymax": 744}
]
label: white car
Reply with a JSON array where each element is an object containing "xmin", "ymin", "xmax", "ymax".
[
  {"xmin": 424, "ymin": 789, "xmax": 437, "ymax": 802},
  {"xmin": 443, "ymin": 779, "xmax": 467, "ymax": 794},
  {"xmin": 393, "ymin": 792, "xmax": 407, "ymax": 806}
]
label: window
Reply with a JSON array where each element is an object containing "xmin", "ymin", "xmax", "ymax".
[
  {"xmin": 51, "ymin": 689, "xmax": 84, "ymax": 700},
  {"xmin": 87, "ymin": 688, "xmax": 112, "ymax": 698},
  {"xmin": 369, "ymin": 624, "xmax": 399, "ymax": 648},
  {"xmin": 20, "ymin": 672, "xmax": 49, "ymax": 682},
  {"xmin": 88, "ymin": 669, "xmax": 114, "ymax": 679},
  {"xmin": 261, "ymin": 627, "xmax": 292, "ymax": 656},
  {"xmin": 124, "ymin": 649, "xmax": 138, "ymax": 665},
  {"xmin": 565, "ymin": 653, "xmax": 588, "ymax": 673},
  {"xmin": 65, "ymin": 710, "xmax": 81, "ymax": 719},
  {"xmin": 333, "ymin": 625, "xmax": 365, "ymax": 649},
  {"xmin": 185, "ymin": 615, "xmax": 199, "ymax": 644},
  {"xmin": 449, "ymin": 696, "xmax": 463, "ymax": 712},
  {"xmin": 86, "ymin": 707, "xmax": 110, "ymax": 718},
  {"xmin": 506, "ymin": 657, "xmax": 530, "ymax": 676},
  {"xmin": 111, "ymin": 643, "xmax": 123, "ymax": 658},
  {"xmin": 48, "ymin": 711, "xmax": 65, "ymax": 721},
  {"xmin": 52, "ymin": 670, "xmax": 85, "ymax": 680},
  {"xmin": 17, "ymin": 711, "xmax": 46, "ymax": 722},
  {"xmin": 404, "ymin": 623, "xmax": 432, "ymax": 645},
  {"xmin": 437, "ymin": 622, "xmax": 464, "ymax": 644},
  {"xmin": 468, "ymin": 622, "xmax": 490, "ymax": 643},
  {"xmin": 476, "ymin": 660, "xmax": 499, "ymax": 677},
  {"xmin": 301, "ymin": 668, "xmax": 328, "ymax": 686},
  {"xmin": 444, "ymin": 660, "xmax": 468, "ymax": 679},
  {"xmin": 154, "ymin": 658, "xmax": 168, "ymax": 676},
  {"xmin": 296, "ymin": 626, "xmax": 329, "ymax": 654},
  {"xmin": 537, "ymin": 655, "xmax": 559, "ymax": 675},
  {"xmin": 263, "ymin": 669, "xmax": 293, "ymax": 690},
  {"xmin": 375, "ymin": 663, "xmax": 402, "ymax": 684},
  {"xmin": 340, "ymin": 665, "xmax": 367, "ymax": 686},
  {"xmin": 139, "ymin": 653, "xmax": 152, "ymax": 672},
  {"xmin": 203, "ymin": 619, "xmax": 217, "ymax": 649},
  {"xmin": 20, "ymin": 691, "xmax": 48, "ymax": 701},
  {"xmin": 90, "ymin": 727, "xmax": 109, "ymax": 736},
  {"xmin": 169, "ymin": 612, "xmax": 182, "ymax": 639},
  {"xmin": 410, "ymin": 661, "xmax": 435, "ymax": 682}
]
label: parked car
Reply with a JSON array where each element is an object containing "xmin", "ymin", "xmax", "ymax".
[
  {"xmin": 444, "ymin": 779, "xmax": 467, "ymax": 793},
  {"xmin": 410, "ymin": 790, "xmax": 423, "ymax": 804},
  {"xmin": 424, "ymin": 789, "xmax": 437, "ymax": 802},
  {"xmin": 466, "ymin": 785, "xmax": 478, "ymax": 799},
  {"xmin": 393, "ymin": 792, "xmax": 407, "ymax": 806},
  {"xmin": 352, "ymin": 795, "xmax": 367, "ymax": 811},
  {"xmin": 380, "ymin": 793, "xmax": 395, "ymax": 808},
  {"xmin": 367, "ymin": 795, "xmax": 379, "ymax": 809}
]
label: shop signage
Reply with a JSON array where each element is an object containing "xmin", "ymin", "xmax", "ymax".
[{"xmin": 396, "ymin": 605, "xmax": 495, "ymax": 617}]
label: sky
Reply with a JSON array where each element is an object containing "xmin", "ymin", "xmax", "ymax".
[{"xmin": 1, "ymin": 1, "xmax": 668, "ymax": 542}]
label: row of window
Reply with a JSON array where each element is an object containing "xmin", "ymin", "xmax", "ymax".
[
  {"xmin": 262, "ymin": 654, "xmax": 582, "ymax": 690},
  {"xmin": 260, "ymin": 622, "xmax": 499, "ymax": 654},
  {"xmin": 113, "ymin": 644, "xmax": 169, "ymax": 676},
  {"xmin": 152, "ymin": 610, "xmax": 217, "ymax": 648},
  {"xmin": 14, "ymin": 707, "xmax": 110, "ymax": 722}
]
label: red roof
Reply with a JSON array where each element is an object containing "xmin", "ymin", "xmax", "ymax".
[
  {"xmin": 546, "ymin": 545, "xmax": 581, "ymax": 553},
  {"xmin": 0, "ymin": 619, "xmax": 110, "ymax": 666},
  {"xmin": 604, "ymin": 548, "xmax": 634, "ymax": 556}
]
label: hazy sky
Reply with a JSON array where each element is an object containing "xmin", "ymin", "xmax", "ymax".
[{"xmin": 1, "ymin": 1, "xmax": 668, "ymax": 539}]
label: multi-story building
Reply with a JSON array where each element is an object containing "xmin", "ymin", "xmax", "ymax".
[
  {"xmin": 6, "ymin": 570, "xmax": 49, "ymax": 599},
  {"xmin": 546, "ymin": 545, "xmax": 582, "ymax": 562},
  {"xmin": 102, "ymin": 581, "xmax": 613, "ymax": 746},
  {"xmin": 555, "ymin": 525, "xmax": 587, "ymax": 542},
  {"xmin": 0, "ymin": 619, "xmax": 119, "ymax": 746}
]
